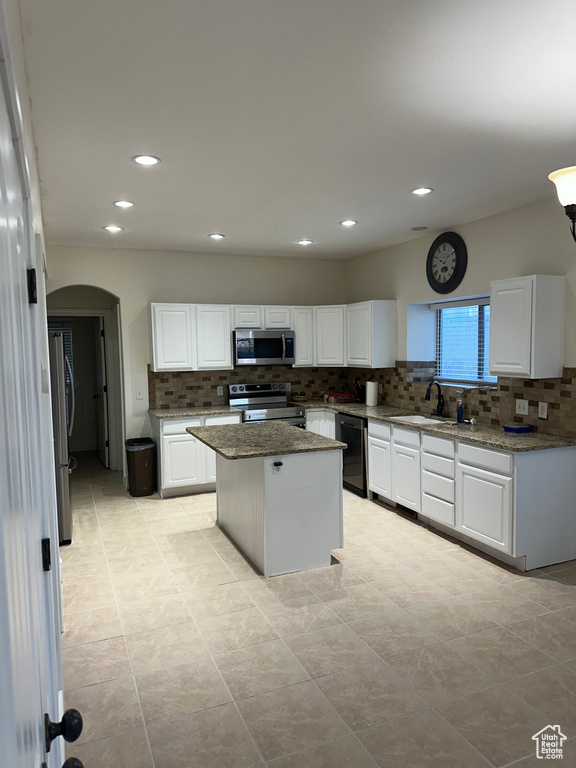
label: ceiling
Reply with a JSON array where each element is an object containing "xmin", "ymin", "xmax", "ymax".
[{"xmin": 18, "ymin": 0, "xmax": 576, "ymax": 260}]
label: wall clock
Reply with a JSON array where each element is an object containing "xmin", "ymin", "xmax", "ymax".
[{"xmin": 426, "ymin": 232, "xmax": 467, "ymax": 294}]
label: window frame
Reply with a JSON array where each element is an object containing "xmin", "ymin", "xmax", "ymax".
[{"xmin": 434, "ymin": 297, "xmax": 496, "ymax": 387}]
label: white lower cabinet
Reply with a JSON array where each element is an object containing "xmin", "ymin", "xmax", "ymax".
[
  {"xmin": 421, "ymin": 434, "xmax": 455, "ymax": 527},
  {"xmin": 456, "ymin": 461, "xmax": 513, "ymax": 554},
  {"xmin": 306, "ymin": 409, "xmax": 336, "ymax": 439},
  {"xmin": 162, "ymin": 428, "xmax": 205, "ymax": 490},
  {"xmin": 153, "ymin": 413, "xmax": 241, "ymax": 496},
  {"xmin": 392, "ymin": 444, "xmax": 421, "ymax": 512},
  {"xmin": 367, "ymin": 421, "xmax": 393, "ymax": 501},
  {"xmin": 368, "ymin": 435, "xmax": 392, "ymax": 498},
  {"xmin": 204, "ymin": 414, "xmax": 241, "ymax": 481},
  {"xmin": 391, "ymin": 427, "xmax": 421, "ymax": 513},
  {"xmin": 366, "ymin": 421, "xmax": 576, "ymax": 569}
]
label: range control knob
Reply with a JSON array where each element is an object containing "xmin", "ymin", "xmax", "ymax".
[
  {"xmin": 231, "ymin": 386, "xmax": 237, "ymax": 392},
  {"xmin": 271, "ymin": 383, "xmax": 277, "ymax": 390},
  {"xmin": 278, "ymin": 383, "xmax": 284, "ymax": 390}
]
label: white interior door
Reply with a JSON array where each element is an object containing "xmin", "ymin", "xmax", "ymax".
[
  {"xmin": 0, "ymin": 67, "xmax": 64, "ymax": 768},
  {"xmin": 95, "ymin": 316, "xmax": 110, "ymax": 467}
]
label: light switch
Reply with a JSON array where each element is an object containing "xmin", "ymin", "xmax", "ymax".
[
  {"xmin": 135, "ymin": 389, "xmax": 144, "ymax": 400},
  {"xmin": 515, "ymin": 398, "xmax": 529, "ymax": 415}
]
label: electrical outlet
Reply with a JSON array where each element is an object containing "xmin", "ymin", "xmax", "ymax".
[
  {"xmin": 135, "ymin": 388, "xmax": 144, "ymax": 400},
  {"xmin": 217, "ymin": 386, "xmax": 223, "ymax": 396},
  {"xmin": 285, "ymin": 383, "xmax": 291, "ymax": 391},
  {"xmin": 538, "ymin": 401, "xmax": 548, "ymax": 419},
  {"xmin": 515, "ymin": 398, "xmax": 529, "ymax": 415}
]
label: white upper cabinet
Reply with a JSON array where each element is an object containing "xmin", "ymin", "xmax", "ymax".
[
  {"xmin": 489, "ymin": 275, "xmax": 565, "ymax": 379},
  {"xmin": 233, "ymin": 306, "xmax": 262, "ymax": 329},
  {"xmin": 150, "ymin": 303, "xmax": 195, "ymax": 372},
  {"xmin": 346, "ymin": 300, "xmax": 396, "ymax": 368},
  {"xmin": 195, "ymin": 305, "xmax": 233, "ymax": 370},
  {"xmin": 264, "ymin": 306, "xmax": 292, "ymax": 329},
  {"xmin": 292, "ymin": 307, "xmax": 315, "ymax": 367},
  {"xmin": 316, "ymin": 305, "xmax": 346, "ymax": 366}
]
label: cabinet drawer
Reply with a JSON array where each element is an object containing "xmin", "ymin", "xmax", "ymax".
[
  {"xmin": 422, "ymin": 469, "xmax": 455, "ymax": 503},
  {"xmin": 422, "ymin": 493, "xmax": 455, "ymax": 527},
  {"xmin": 392, "ymin": 426, "xmax": 420, "ymax": 448},
  {"xmin": 458, "ymin": 442, "xmax": 513, "ymax": 475},
  {"xmin": 421, "ymin": 452, "xmax": 455, "ymax": 478},
  {"xmin": 422, "ymin": 433, "xmax": 455, "ymax": 458},
  {"xmin": 204, "ymin": 414, "xmax": 241, "ymax": 426},
  {"xmin": 368, "ymin": 421, "xmax": 391, "ymax": 440},
  {"xmin": 162, "ymin": 418, "xmax": 202, "ymax": 436}
]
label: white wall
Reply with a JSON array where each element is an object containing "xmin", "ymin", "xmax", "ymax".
[
  {"xmin": 45, "ymin": 245, "xmax": 348, "ymax": 437},
  {"xmin": 344, "ymin": 197, "xmax": 576, "ymax": 364}
]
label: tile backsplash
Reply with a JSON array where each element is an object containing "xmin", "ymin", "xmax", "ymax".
[
  {"xmin": 148, "ymin": 365, "xmax": 350, "ymax": 408},
  {"xmin": 149, "ymin": 363, "xmax": 576, "ymax": 439}
]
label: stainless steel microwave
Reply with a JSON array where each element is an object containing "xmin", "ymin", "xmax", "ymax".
[{"xmin": 233, "ymin": 330, "xmax": 295, "ymax": 366}]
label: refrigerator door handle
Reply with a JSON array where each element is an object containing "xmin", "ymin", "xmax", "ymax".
[{"xmin": 65, "ymin": 355, "xmax": 75, "ymax": 436}]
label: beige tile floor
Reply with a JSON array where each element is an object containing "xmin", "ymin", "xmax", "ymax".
[{"xmin": 62, "ymin": 452, "xmax": 576, "ymax": 768}]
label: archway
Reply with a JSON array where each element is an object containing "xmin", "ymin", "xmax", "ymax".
[{"xmin": 46, "ymin": 285, "xmax": 124, "ymax": 472}]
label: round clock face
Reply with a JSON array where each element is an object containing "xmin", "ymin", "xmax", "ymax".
[{"xmin": 426, "ymin": 232, "xmax": 467, "ymax": 294}]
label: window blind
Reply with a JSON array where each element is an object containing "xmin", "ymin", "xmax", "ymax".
[{"xmin": 436, "ymin": 303, "xmax": 496, "ymax": 384}]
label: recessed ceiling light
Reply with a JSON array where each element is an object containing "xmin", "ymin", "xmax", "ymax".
[
  {"xmin": 208, "ymin": 233, "xmax": 225, "ymax": 240},
  {"xmin": 411, "ymin": 226, "xmax": 429, "ymax": 231},
  {"xmin": 132, "ymin": 155, "xmax": 161, "ymax": 166},
  {"xmin": 297, "ymin": 239, "xmax": 314, "ymax": 246},
  {"xmin": 103, "ymin": 225, "xmax": 123, "ymax": 233},
  {"xmin": 340, "ymin": 220, "xmax": 357, "ymax": 227},
  {"xmin": 114, "ymin": 200, "xmax": 134, "ymax": 208},
  {"xmin": 411, "ymin": 187, "xmax": 434, "ymax": 196}
]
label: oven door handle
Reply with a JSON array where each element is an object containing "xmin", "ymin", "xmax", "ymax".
[{"xmin": 281, "ymin": 333, "xmax": 286, "ymax": 362}]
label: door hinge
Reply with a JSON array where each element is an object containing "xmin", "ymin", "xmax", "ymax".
[
  {"xmin": 41, "ymin": 538, "xmax": 51, "ymax": 571},
  {"xmin": 27, "ymin": 268, "xmax": 37, "ymax": 304},
  {"xmin": 105, "ymin": 440, "xmax": 109, "ymax": 447},
  {"xmin": 101, "ymin": 329, "xmax": 104, "ymax": 337},
  {"xmin": 103, "ymin": 385, "xmax": 107, "ymax": 393}
]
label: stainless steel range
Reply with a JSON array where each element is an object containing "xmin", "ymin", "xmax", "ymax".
[{"xmin": 228, "ymin": 382, "xmax": 306, "ymax": 427}]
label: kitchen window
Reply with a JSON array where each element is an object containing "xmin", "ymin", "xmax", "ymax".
[{"xmin": 435, "ymin": 298, "xmax": 496, "ymax": 384}]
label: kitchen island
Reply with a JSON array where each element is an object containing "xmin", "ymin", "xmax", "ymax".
[{"xmin": 187, "ymin": 421, "xmax": 346, "ymax": 577}]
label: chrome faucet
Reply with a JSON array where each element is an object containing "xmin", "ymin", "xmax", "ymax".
[{"xmin": 425, "ymin": 381, "xmax": 445, "ymax": 416}]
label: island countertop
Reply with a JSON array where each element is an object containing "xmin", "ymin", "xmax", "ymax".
[{"xmin": 187, "ymin": 421, "xmax": 346, "ymax": 460}]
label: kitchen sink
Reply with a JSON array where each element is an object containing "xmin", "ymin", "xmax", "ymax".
[{"xmin": 389, "ymin": 415, "xmax": 441, "ymax": 426}]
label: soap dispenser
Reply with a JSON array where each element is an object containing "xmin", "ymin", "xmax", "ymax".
[{"xmin": 456, "ymin": 391, "xmax": 464, "ymax": 423}]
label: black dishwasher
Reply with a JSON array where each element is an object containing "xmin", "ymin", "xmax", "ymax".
[{"xmin": 336, "ymin": 412, "xmax": 368, "ymax": 497}]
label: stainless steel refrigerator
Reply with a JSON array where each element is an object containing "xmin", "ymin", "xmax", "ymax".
[{"xmin": 48, "ymin": 332, "xmax": 75, "ymax": 544}]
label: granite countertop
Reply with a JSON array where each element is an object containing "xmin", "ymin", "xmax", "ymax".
[
  {"xmin": 391, "ymin": 419, "xmax": 576, "ymax": 453},
  {"xmin": 150, "ymin": 406, "xmax": 240, "ymax": 419},
  {"xmin": 295, "ymin": 400, "xmax": 576, "ymax": 452},
  {"xmin": 294, "ymin": 401, "xmax": 410, "ymax": 420},
  {"xmin": 187, "ymin": 421, "xmax": 346, "ymax": 460},
  {"xmin": 152, "ymin": 402, "xmax": 576, "ymax": 453}
]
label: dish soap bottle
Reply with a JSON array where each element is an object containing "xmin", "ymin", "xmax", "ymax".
[{"xmin": 456, "ymin": 391, "xmax": 464, "ymax": 423}]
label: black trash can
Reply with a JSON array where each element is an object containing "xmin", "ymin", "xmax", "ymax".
[{"xmin": 125, "ymin": 438, "xmax": 156, "ymax": 497}]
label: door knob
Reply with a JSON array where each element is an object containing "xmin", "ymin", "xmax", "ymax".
[
  {"xmin": 44, "ymin": 709, "xmax": 83, "ymax": 751},
  {"xmin": 62, "ymin": 760, "xmax": 84, "ymax": 768}
]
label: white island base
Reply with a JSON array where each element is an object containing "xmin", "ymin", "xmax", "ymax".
[{"xmin": 216, "ymin": 449, "xmax": 343, "ymax": 577}]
